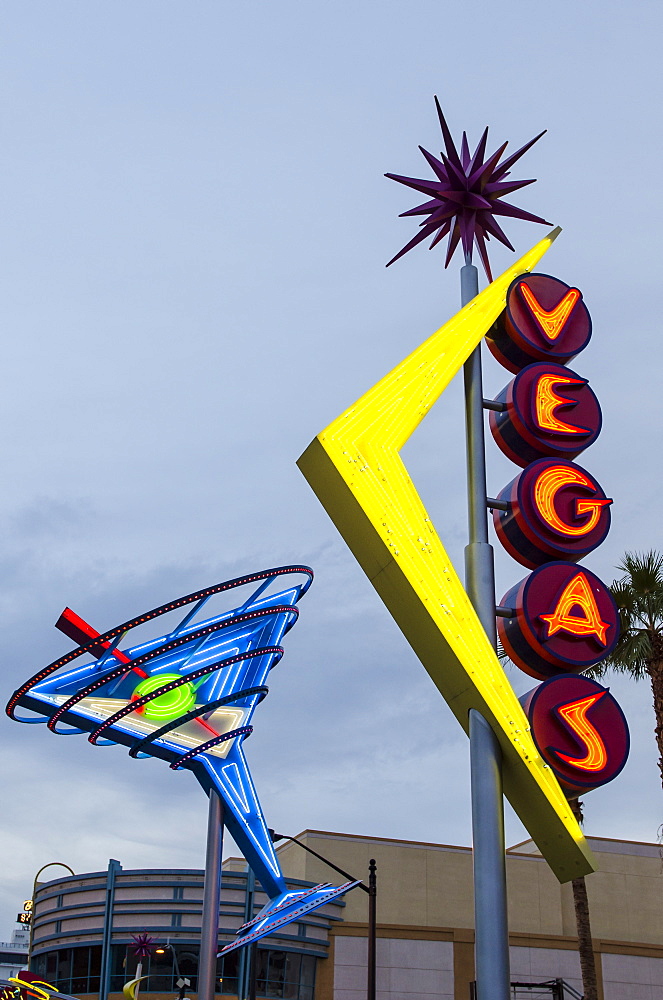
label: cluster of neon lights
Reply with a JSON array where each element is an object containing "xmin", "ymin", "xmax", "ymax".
[
  {"xmin": 6, "ymin": 564, "xmax": 360, "ymax": 947},
  {"xmin": 491, "ymin": 268, "xmax": 628, "ymax": 794}
]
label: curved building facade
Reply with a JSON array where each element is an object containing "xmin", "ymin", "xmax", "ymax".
[{"xmin": 30, "ymin": 863, "xmax": 343, "ymax": 1000}]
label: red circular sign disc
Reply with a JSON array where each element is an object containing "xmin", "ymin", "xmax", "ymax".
[
  {"xmin": 489, "ymin": 362, "xmax": 602, "ymax": 468},
  {"xmin": 493, "ymin": 457, "xmax": 612, "ymax": 569},
  {"xmin": 522, "ymin": 673, "xmax": 629, "ymax": 794},
  {"xmin": 498, "ymin": 562, "xmax": 620, "ymax": 679},
  {"xmin": 486, "ymin": 273, "xmax": 592, "ymax": 373}
]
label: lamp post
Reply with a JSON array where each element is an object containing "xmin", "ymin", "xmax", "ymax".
[
  {"xmin": 269, "ymin": 832, "xmax": 376, "ymax": 1000},
  {"xmin": 154, "ymin": 942, "xmax": 187, "ymax": 995},
  {"xmin": 27, "ymin": 862, "xmax": 75, "ymax": 970}
]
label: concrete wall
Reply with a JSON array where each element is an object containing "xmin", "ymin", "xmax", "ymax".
[{"xmin": 274, "ymin": 830, "xmax": 663, "ymax": 1000}]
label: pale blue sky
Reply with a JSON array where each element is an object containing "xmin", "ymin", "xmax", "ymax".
[{"xmin": 1, "ymin": 0, "xmax": 662, "ymax": 935}]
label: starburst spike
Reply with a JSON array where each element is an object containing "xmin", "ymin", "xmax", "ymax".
[
  {"xmin": 460, "ymin": 209, "xmax": 476, "ymax": 260},
  {"xmin": 490, "ymin": 200, "xmax": 551, "ymax": 225},
  {"xmin": 417, "ymin": 146, "xmax": 449, "ymax": 183},
  {"xmin": 399, "ymin": 198, "xmax": 443, "ymax": 218},
  {"xmin": 386, "ymin": 222, "xmax": 440, "ymax": 267},
  {"xmin": 481, "ymin": 213, "xmax": 515, "ymax": 251},
  {"xmin": 460, "ymin": 132, "xmax": 471, "ymax": 169},
  {"xmin": 445, "ymin": 221, "xmax": 462, "ymax": 268},
  {"xmin": 424, "ymin": 204, "xmax": 458, "ymax": 228},
  {"xmin": 385, "ymin": 172, "xmax": 447, "ymax": 200},
  {"xmin": 434, "ymin": 97, "xmax": 463, "ymax": 172},
  {"xmin": 468, "ymin": 141, "xmax": 508, "ymax": 190},
  {"xmin": 474, "ymin": 229, "xmax": 492, "ymax": 281},
  {"xmin": 468, "ymin": 126, "xmax": 489, "ymax": 176},
  {"xmin": 492, "ymin": 130, "xmax": 547, "ymax": 180},
  {"xmin": 429, "ymin": 220, "xmax": 452, "ymax": 249},
  {"xmin": 439, "ymin": 152, "xmax": 470, "ymax": 190},
  {"xmin": 484, "ymin": 177, "xmax": 537, "ymax": 198}
]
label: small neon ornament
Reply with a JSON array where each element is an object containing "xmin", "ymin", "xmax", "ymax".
[
  {"xmin": 6, "ymin": 566, "xmax": 359, "ymax": 952},
  {"xmin": 522, "ymin": 674, "xmax": 629, "ymax": 795}
]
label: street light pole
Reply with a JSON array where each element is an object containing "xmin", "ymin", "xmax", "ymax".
[
  {"xmin": 198, "ymin": 790, "xmax": 225, "ymax": 1000},
  {"xmin": 269, "ymin": 833, "xmax": 375, "ymax": 1000},
  {"xmin": 27, "ymin": 862, "xmax": 75, "ymax": 970}
]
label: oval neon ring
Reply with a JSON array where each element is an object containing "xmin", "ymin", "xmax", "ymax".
[{"xmin": 132, "ymin": 673, "xmax": 197, "ymax": 721}]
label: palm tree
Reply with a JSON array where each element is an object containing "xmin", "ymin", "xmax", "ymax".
[
  {"xmin": 587, "ymin": 550, "xmax": 663, "ymax": 789},
  {"xmin": 569, "ymin": 798, "xmax": 598, "ymax": 1000}
]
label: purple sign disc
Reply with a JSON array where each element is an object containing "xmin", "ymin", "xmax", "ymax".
[
  {"xmin": 521, "ymin": 673, "xmax": 629, "ymax": 794},
  {"xmin": 486, "ymin": 273, "xmax": 592, "ymax": 373},
  {"xmin": 493, "ymin": 457, "xmax": 612, "ymax": 569},
  {"xmin": 498, "ymin": 561, "xmax": 620, "ymax": 680},
  {"xmin": 489, "ymin": 362, "xmax": 602, "ymax": 468}
]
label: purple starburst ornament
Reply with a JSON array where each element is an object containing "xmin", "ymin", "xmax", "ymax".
[
  {"xmin": 131, "ymin": 933, "xmax": 154, "ymax": 958},
  {"xmin": 386, "ymin": 98, "xmax": 551, "ymax": 279}
]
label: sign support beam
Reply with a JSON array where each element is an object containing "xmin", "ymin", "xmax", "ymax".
[
  {"xmin": 462, "ymin": 261, "xmax": 510, "ymax": 1000},
  {"xmin": 199, "ymin": 790, "xmax": 224, "ymax": 1000}
]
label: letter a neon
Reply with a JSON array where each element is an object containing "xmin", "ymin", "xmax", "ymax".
[{"xmin": 539, "ymin": 572, "xmax": 612, "ymax": 646}]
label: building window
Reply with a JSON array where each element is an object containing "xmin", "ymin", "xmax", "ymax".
[
  {"xmin": 173, "ymin": 886, "xmax": 184, "ymax": 900},
  {"xmin": 35, "ymin": 944, "xmax": 315, "ymax": 1000},
  {"xmin": 33, "ymin": 946, "xmax": 102, "ymax": 996},
  {"xmin": 256, "ymin": 950, "xmax": 316, "ymax": 1000},
  {"xmin": 171, "ymin": 913, "xmax": 182, "ymax": 927}
]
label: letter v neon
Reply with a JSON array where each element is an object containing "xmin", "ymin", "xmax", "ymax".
[{"xmin": 519, "ymin": 281, "xmax": 581, "ymax": 340}]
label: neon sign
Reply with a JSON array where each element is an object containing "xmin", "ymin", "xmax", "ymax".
[
  {"xmin": 298, "ymin": 233, "xmax": 596, "ymax": 882},
  {"xmin": 493, "ymin": 458, "xmax": 612, "ymax": 568},
  {"xmin": 489, "ymin": 362, "xmax": 601, "ymax": 467},
  {"xmin": 490, "ymin": 267, "xmax": 628, "ymax": 797},
  {"xmin": 6, "ymin": 566, "xmax": 360, "ymax": 953},
  {"xmin": 521, "ymin": 675, "xmax": 629, "ymax": 794},
  {"xmin": 487, "ymin": 272, "xmax": 591, "ymax": 372},
  {"xmin": 498, "ymin": 563, "xmax": 620, "ymax": 680}
]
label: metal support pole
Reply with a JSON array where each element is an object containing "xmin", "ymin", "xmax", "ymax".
[
  {"xmin": 198, "ymin": 790, "xmax": 224, "ymax": 1000},
  {"xmin": 367, "ymin": 859, "xmax": 377, "ymax": 1000},
  {"xmin": 99, "ymin": 859, "xmax": 122, "ymax": 1000},
  {"xmin": 238, "ymin": 866, "xmax": 255, "ymax": 1000},
  {"xmin": 461, "ymin": 261, "xmax": 510, "ymax": 1000}
]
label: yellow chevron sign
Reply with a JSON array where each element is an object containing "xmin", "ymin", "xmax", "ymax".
[{"xmin": 297, "ymin": 229, "xmax": 595, "ymax": 883}]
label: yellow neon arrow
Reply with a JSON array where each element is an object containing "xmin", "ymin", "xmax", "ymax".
[{"xmin": 298, "ymin": 228, "xmax": 595, "ymax": 883}]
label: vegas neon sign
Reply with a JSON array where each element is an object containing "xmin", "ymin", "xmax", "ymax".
[{"xmin": 490, "ymin": 271, "xmax": 629, "ymax": 795}]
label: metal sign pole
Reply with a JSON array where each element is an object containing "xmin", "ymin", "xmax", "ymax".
[
  {"xmin": 461, "ymin": 260, "xmax": 510, "ymax": 1000},
  {"xmin": 198, "ymin": 790, "xmax": 224, "ymax": 1000}
]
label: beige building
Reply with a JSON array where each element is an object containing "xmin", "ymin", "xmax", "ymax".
[
  {"xmin": 269, "ymin": 829, "xmax": 663, "ymax": 1000},
  {"xmin": 28, "ymin": 830, "xmax": 663, "ymax": 1000}
]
